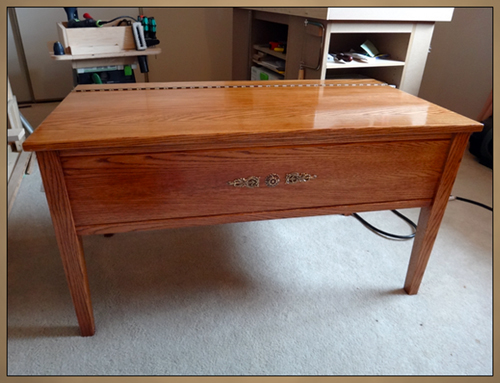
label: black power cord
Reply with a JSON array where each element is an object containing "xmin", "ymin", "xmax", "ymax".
[
  {"xmin": 353, "ymin": 210, "xmax": 417, "ymax": 240},
  {"xmin": 99, "ymin": 15, "xmax": 137, "ymax": 25},
  {"xmin": 450, "ymin": 195, "xmax": 493, "ymax": 211},
  {"xmin": 353, "ymin": 195, "xmax": 492, "ymax": 240}
]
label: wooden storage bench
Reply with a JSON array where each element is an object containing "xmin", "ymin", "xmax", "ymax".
[{"xmin": 23, "ymin": 79, "xmax": 482, "ymax": 336}]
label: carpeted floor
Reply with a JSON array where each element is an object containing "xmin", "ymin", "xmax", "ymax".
[{"xmin": 7, "ymin": 103, "xmax": 492, "ymax": 376}]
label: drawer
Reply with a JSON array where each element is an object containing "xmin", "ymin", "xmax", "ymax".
[{"xmin": 61, "ymin": 140, "xmax": 449, "ymax": 227}]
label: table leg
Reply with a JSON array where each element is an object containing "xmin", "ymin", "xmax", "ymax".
[
  {"xmin": 37, "ymin": 151, "xmax": 95, "ymax": 336},
  {"xmin": 404, "ymin": 133, "xmax": 470, "ymax": 295}
]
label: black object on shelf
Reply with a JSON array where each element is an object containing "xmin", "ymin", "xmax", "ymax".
[
  {"xmin": 146, "ymin": 39, "xmax": 160, "ymax": 47},
  {"xmin": 138, "ymin": 56, "xmax": 149, "ymax": 73},
  {"xmin": 67, "ymin": 18, "xmax": 99, "ymax": 28},
  {"xmin": 53, "ymin": 41, "xmax": 65, "ymax": 55},
  {"xmin": 64, "ymin": 7, "xmax": 78, "ymax": 21}
]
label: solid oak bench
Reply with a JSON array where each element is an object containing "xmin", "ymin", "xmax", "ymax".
[{"xmin": 23, "ymin": 79, "xmax": 483, "ymax": 336}]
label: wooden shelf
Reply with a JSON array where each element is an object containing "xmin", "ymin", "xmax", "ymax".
[
  {"xmin": 326, "ymin": 58, "xmax": 405, "ymax": 70},
  {"xmin": 253, "ymin": 43, "xmax": 286, "ymax": 75},
  {"xmin": 252, "ymin": 60, "xmax": 285, "ymax": 75},
  {"xmin": 253, "ymin": 44, "xmax": 286, "ymax": 60},
  {"xmin": 50, "ymin": 47, "xmax": 161, "ymax": 61}
]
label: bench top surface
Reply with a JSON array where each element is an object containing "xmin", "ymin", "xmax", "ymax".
[{"xmin": 23, "ymin": 79, "xmax": 482, "ymax": 152}]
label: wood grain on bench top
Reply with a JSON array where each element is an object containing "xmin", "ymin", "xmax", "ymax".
[{"xmin": 22, "ymin": 80, "xmax": 482, "ymax": 153}]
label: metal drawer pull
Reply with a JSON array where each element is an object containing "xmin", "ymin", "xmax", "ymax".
[
  {"xmin": 228, "ymin": 176, "xmax": 260, "ymax": 188},
  {"xmin": 228, "ymin": 173, "xmax": 317, "ymax": 188},
  {"xmin": 265, "ymin": 173, "xmax": 280, "ymax": 187},
  {"xmin": 285, "ymin": 172, "xmax": 318, "ymax": 184}
]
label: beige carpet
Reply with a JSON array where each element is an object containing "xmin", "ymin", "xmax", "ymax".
[{"xmin": 7, "ymin": 103, "xmax": 492, "ymax": 375}]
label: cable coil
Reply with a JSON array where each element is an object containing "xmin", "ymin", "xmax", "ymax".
[{"xmin": 353, "ymin": 196, "xmax": 491, "ymax": 240}]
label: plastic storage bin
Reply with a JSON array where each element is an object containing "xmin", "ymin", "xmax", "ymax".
[{"xmin": 251, "ymin": 66, "xmax": 283, "ymax": 81}]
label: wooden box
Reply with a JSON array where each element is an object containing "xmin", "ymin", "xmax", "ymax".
[{"xmin": 56, "ymin": 21, "xmax": 135, "ymax": 56}]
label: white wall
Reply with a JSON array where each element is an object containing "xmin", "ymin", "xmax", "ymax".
[
  {"xmin": 144, "ymin": 8, "xmax": 233, "ymax": 82},
  {"xmin": 418, "ymin": 7, "xmax": 492, "ymax": 121},
  {"xmin": 15, "ymin": 8, "xmax": 74, "ymax": 101},
  {"xmin": 8, "ymin": 11, "xmax": 32, "ymax": 103}
]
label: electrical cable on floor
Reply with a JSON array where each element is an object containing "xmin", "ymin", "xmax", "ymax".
[
  {"xmin": 353, "ymin": 195, "xmax": 492, "ymax": 240},
  {"xmin": 449, "ymin": 195, "xmax": 493, "ymax": 211},
  {"xmin": 352, "ymin": 210, "xmax": 417, "ymax": 240}
]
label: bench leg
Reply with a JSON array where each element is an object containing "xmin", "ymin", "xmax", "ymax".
[
  {"xmin": 37, "ymin": 151, "xmax": 95, "ymax": 336},
  {"xmin": 404, "ymin": 206, "xmax": 443, "ymax": 294},
  {"xmin": 57, "ymin": 233, "xmax": 95, "ymax": 336},
  {"xmin": 404, "ymin": 133, "xmax": 470, "ymax": 295}
]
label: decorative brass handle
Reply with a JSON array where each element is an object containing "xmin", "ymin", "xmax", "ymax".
[
  {"xmin": 265, "ymin": 173, "xmax": 280, "ymax": 187},
  {"xmin": 227, "ymin": 176, "xmax": 260, "ymax": 188},
  {"xmin": 228, "ymin": 173, "xmax": 317, "ymax": 188},
  {"xmin": 285, "ymin": 172, "xmax": 318, "ymax": 184}
]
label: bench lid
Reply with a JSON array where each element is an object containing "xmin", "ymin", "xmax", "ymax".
[{"xmin": 23, "ymin": 79, "xmax": 483, "ymax": 153}]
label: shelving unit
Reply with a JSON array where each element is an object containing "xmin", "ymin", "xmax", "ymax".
[
  {"xmin": 232, "ymin": 7, "xmax": 454, "ymax": 95},
  {"xmin": 252, "ymin": 45, "xmax": 286, "ymax": 75}
]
